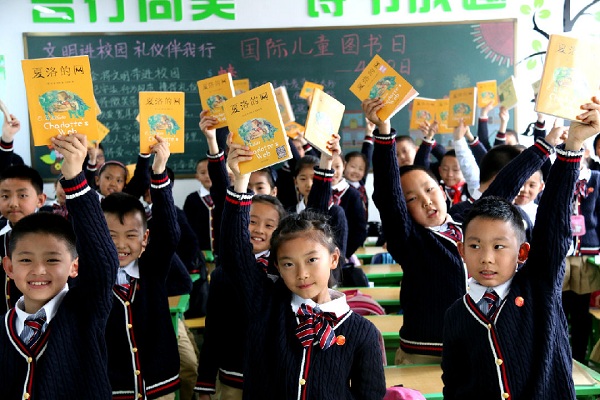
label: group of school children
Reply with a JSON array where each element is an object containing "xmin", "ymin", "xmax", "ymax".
[{"xmin": 0, "ymin": 87, "xmax": 599, "ymax": 400}]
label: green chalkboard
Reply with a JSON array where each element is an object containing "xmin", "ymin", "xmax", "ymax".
[{"xmin": 24, "ymin": 20, "xmax": 515, "ymax": 180}]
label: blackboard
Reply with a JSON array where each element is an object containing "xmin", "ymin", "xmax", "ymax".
[{"xmin": 24, "ymin": 20, "xmax": 515, "ymax": 180}]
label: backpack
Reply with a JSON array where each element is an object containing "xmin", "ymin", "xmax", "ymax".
[
  {"xmin": 384, "ymin": 386, "xmax": 426, "ymax": 400},
  {"xmin": 342, "ymin": 289, "xmax": 385, "ymax": 316}
]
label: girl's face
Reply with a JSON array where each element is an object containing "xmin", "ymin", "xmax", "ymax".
[
  {"xmin": 331, "ymin": 155, "xmax": 345, "ymax": 186},
  {"xmin": 95, "ymin": 165, "xmax": 126, "ymax": 196},
  {"xmin": 343, "ymin": 156, "xmax": 366, "ymax": 183},
  {"xmin": 514, "ymin": 171, "xmax": 544, "ymax": 206},
  {"xmin": 55, "ymin": 181, "xmax": 66, "ymax": 206},
  {"xmin": 292, "ymin": 139, "xmax": 305, "ymax": 158},
  {"xmin": 249, "ymin": 202, "xmax": 280, "ymax": 254},
  {"xmin": 276, "ymin": 236, "xmax": 339, "ymax": 304},
  {"xmin": 294, "ymin": 167, "xmax": 315, "ymax": 200}
]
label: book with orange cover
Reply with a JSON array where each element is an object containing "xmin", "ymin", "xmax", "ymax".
[
  {"xmin": 22, "ymin": 55, "xmax": 98, "ymax": 146},
  {"xmin": 96, "ymin": 121, "xmax": 110, "ymax": 143},
  {"xmin": 535, "ymin": 34, "xmax": 600, "ymax": 120},
  {"xmin": 139, "ymin": 91, "xmax": 185, "ymax": 154},
  {"xmin": 409, "ymin": 98, "xmax": 436, "ymax": 130},
  {"xmin": 304, "ymin": 88, "xmax": 345, "ymax": 157},
  {"xmin": 224, "ymin": 82, "xmax": 292, "ymax": 174},
  {"xmin": 299, "ymin": 81, "xmax": 324, "ymax": 99},
  {"xmin": 349, "ymin": 54, "xmax": 419, "ymax": 122},
  {"xmin": 197, "ymin": 73, "xmax": 235, "ymax": 129},
  {"xmin": 476, "ymin": 80, "xmax": 498, "ymax": 108},
  {"xmin": 233, "ymin": 78, "xmax": 250, "ymax": 95},
  {"xmin": 284, "ymin": 121, "xmax": 305, "ymax": 139},
  {"xmin": 448, "ymin": 87, "xmax": 477, "ymax": 127},
  {"xmin": 434, "ymin": 99, "xmax": 453, "ymax": 134},
  {"xmin": 498, "ymin": 76, "xmax": 519, "ymax": 110},
  {"xmin": 274, "ymin": 86, "xmax": 295, "ymax": 124}
]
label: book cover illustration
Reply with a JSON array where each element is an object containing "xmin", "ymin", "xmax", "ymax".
[
  {"xmin": 498, "ymin": 76, "xmax": 519, "ymax": 110},
  {"xmin": 448, "ymin": 87, "xmax": 477, "ymax": 127},
  {"xmin": 22, "ymin": 55, "xmax": 98, "ymax": 146},
  {"xmin": 476, "ymin": 80, "xmax": 498, "ymax": 108},
  {"xmin": 274, "ymin": 86, "xmax": 295, "ymax": 124},
  {"xmin": 233, "ymin": 78, "xmax": 250, "ymax": 95},
  {"xmin": 139, "ymin": 91, "xmax": 185, "ymax": 154},
  {"xmin": 284, "ymin": 121, "xmax": 305, "ymax": 139},
  {"xmin": 299, "ymin": 81, "xmax": 324, "ymax": 99},
  {"xmin": 304, "ymin": 88, "xmax": 345, "ymax": 157},
  {"xmin": 224, "ymin": 82, "xmax": 292, "ymax": 174},
  {"xmin": 536, "ymin": 34, "xmax": 600, "ymax": 120},
  {"xmin": 409, "ymin": 98, "xmax": 436, "ymax": 130},
  {"xmin": 435, "ymin": 99, "xmax": 453, "ymax": 134},
  {"xmin": 197, "ymin": 73, "xmax": 235, "ymax": 129},
  {"xmin": 349, "ymin": 54, "xmax": 419, "ymax": 122}
]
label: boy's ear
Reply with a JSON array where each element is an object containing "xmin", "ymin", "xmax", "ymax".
[
  {"xmin": 457, "ymin": 241, "xmax": 465, "ymax": 260},
  {"xmin": 95, "ymin": 175, "xmax": 100, "ymax": 186},
  {"xmin": 330, "ymin": 248, "xmax": 340, "ymax": 270},
  {"xmin": 140, "ymin": 229, "xmax": 150, "ymax": 253},
  {"xmin": 439, "ymin": 185, "xmax": 447, "ymax": 201},
  {"xmin": 518, "ymin": 242, "xmax": 530, "ymax": 263},
  {"xmin": 3, "ymin": 256, "xmax": 13, "ymax": 278},
  {"xmin": 36, "ymin": 193, "xmax": 47, "ymax": 208},
  {"xmin": 69, "ymin": 257, "xmax": 79, "ymax": 278}
]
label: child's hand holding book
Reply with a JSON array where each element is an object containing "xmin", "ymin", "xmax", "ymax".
[
  {"xmin": 567, "ymin": 97, "xmax": 600, "ymax": 151},
  {"xmin": 52, "ymin": 133, "xmax": 88, "ymax": 180},
  {"xmin": 226, "ymin": 133, "xmax": 253, "ymax": 192},
  {"xmin": 361, "ymin": 98, "xmax": 391, "ymax": 135},
  {"xmin": 151, "ymin": 135, "xmax": 170, "ymax": 175}
]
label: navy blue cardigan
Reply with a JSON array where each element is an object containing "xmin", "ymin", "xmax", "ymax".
[
  {"xmin": 220, "ymin": 188, "xmax": 385, "ymax": 400},
  {"xmin": 442, "ymin": 148, "xmax": 580, "ymax": 400},
  {"xmin": 105, "ymin": 172, "xmax": 181, "ymax": 399},
  {"xmin": 0, "ymin": 172, "xmax": 118, "ymax": 399}
]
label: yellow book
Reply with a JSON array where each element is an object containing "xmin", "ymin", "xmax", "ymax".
[
  {"xmin": 304, "ymin": 88, "xmax": 345, "ymax": 157},
  {"xmin": 197, "ymin": 73, "xmax": 235, "ymax": 129},
  {"xmin": 94, "ymin": 96, "xmax": 102, "ymax": 116},
  {"xmin": 224, "ymin": 83, "xmax": 292, "ymax": 174},
  {"xmin": 96, "ymin": 121, "xmax": 110, "ymax": 144},
  {"xmin": 233, "ymin": 78, "xmax": 250, "ymax": 95},
  {"xmin": 299, "ymin": 81, "xmax": 324, "ymax": 99},
  {"xmin": 349, "ymin": 54, "xmax": 419, "ymax": 122},
  {"xmin": 535, "ymin": 34, "xmax": 600, "ymax": 121},
  {"xmin": 139, "ymin": 91, "xmax": 185, "ymax": 154},
  {"xmin": 448, "ymin": 87, "xmax": 477, "ymax": 127},
  {"xmin": 284, "ymin": 121, "xmax": 305, "ymax": 139},
  {"xmin": 22, "ymin": 55, "xmax": 98, "ymax": 146},
  {"xmin": 476, "ymin": 80, "xmax": 498, "ymax": 108},
  {"xmin": 498, "ymin": 76, "xmax": 519, "ymax": 110},
  {"xmin": 409, "ymin": 98, "xmax": 436, "ymax": 130},
  {"xmin": 274, "ymin": 86, "xmax": 295, "ymax": 124},
  {"xmin": 125, "ymin": 164, "xmax": 136, "ymax": 184},
  {"xmin": 434, "ymin": 99, "xmax": 453, "ymax": 134}
]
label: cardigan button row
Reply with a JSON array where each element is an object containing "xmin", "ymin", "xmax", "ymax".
[
  {"xmin": 496, "ymin": 358, "xmax": 503, "ymax": 366},
  {"xmin": 24, "ymin": 394, "xmax": 30, "ymax": 399},
  {"xmin": 299, "ymin": 378, "xmax": 306, "ymax": 386},
  {"xmin": 137, "ymin": 394, "xmax": 142, "ymax": 398},
  {"xmin": 125, "ymin": 301, "xmax": 131, "ymax": 306},
  {"xmin": 502, "ymin": 393, "xmax": 509, "ymax": 398}
]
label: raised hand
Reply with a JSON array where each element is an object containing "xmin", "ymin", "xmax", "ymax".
[
  {"xmin": 52, "ymin": 133, "xmax": 88, "ymax": 180},
  {"xmin": 150, "ymin": 135, "xmax": 170, "ymax": 174}
]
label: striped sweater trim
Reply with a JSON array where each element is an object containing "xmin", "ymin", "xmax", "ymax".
[
  {"xmin": 535, "ymin": 120, "xmax": 545, "ymax": 129},
  {"xmin": 0, "ymin": 140, "xmax": 13, "ymax": 152},
  {"xmin": 496, "ymin": 132, "xmax": 507, "ymax": 140},
  {"xmin": 374, "ymin": 133, "xmax": 396, "ymax": 145},
  {"xmin": 226, "ymin": 188, "xmax": 253, "ymax": 206},
  {"xmin": 140, "ymin": 153, "xmax": 151, "ymax": 158},
  {"xmin": 150, "ymin": 173, "xmax": 170, "ymax": 189},
  {"xmin": 62, "ymin": 174, "xmax": 91, "ymax": 200},
  {"xmin": 364, "ymin": 136, "xmax": 374, "ymax": 144},
  {"xmin": 146, "ymin": 374, "xmax": 180, "ymax": 396},
  {"xmin": 313, "ymin": 168, "xmax": 333, "ymax": 181},
  {"xmin": 555, "ymin": 147, "xmax": 583, "ymax": 163},
  {"xmin": 469, "ymin": 137, "xmax": 481, "ymax": 146},
  {"xmin": 207, "ymin": 151, "xmax": 225, "ymax": 162},
  {"xmin": 534, "ymin": 137, "xmax": 554, "ymax": 155},
  {"xmin": 219, "ymin": 368, "xmax": 244, "ymax": 386},
  {"xmin": 399, "ymin": 336, "xmax": 443, "ymax": 354},
  {"xmin": 194, "ymin": 382, "xmax": 217, "ymax": 393}
]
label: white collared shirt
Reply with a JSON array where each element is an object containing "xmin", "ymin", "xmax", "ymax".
[
  {"xmin": 427, "ymin": 215, "xmax": 458, "ymax": 234},
  {"xmin": 198, "ymin": 185, "xmax": 210, "ymax": 198},
  {"xmin": 348, "ymin": 180, "xmax": 360, "ymax": 189},
  {"xmin": 467, "ymin": 276, "xmax": 513, "ymax": 304},
  {"xmin": 15, "ymin": 283, "xmax": 69, "ymax": 336},
  {"xmin": 117, "ymin": 259, "xmax": 140, "ymax": 284},
  {"xmin": 331, "ymin": 179, "xmax": 350, "ymax": 193},
  {"xmin": 290, "ymin": 289, "xmax": 350, "ymax": 318}
]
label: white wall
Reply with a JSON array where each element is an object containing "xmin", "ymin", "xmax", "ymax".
[{"xmin": 4, "ymin": 0, "xmax": 600, "ymax": 212}]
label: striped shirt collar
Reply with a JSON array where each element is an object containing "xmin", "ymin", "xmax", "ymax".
[
  {"xmin": 291, "ymin": 289, "xmax": 350, "ymax": 318},
  {"xmin": 15, "ymin": 283, "xmax": 69, "ymax": 336},
  {"xmin": 467, "ymin": 276, "xmax": 513, "ymax": 303}
]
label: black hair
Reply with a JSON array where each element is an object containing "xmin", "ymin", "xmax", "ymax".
[
  {"xmin": 101, "ymin": 192, "xmax": 148, "ymax": 230},
  {"xmin": 270, "ymin": 210, "xmax": 338, "ymax": 261},
  {"xmin": 252, "ymin": 167, "xmax": 277, "ymax": 188},
  {"xmin": 0, "ymin": 165, "xmax": 44, "ymax": 195},
  {"xmin": 9, "ymin": 212, "xmax": 77, "ymax": 259},
  {"xmin": 399, "ymin": 164, "xmax": 438, "ymax": 181},
  {"xmin": 252, "ymin": 194, "xmax": 287, "ymax": 222},
  {"xmin": 396, "ymin": 135, "xmax": 416, "ymax": 145},
  {"xmin": 463, "ymin": 196, "xmax": 526, "ymax": 244},
  {"xmin": 195, "ymin": 158, "xmax": 209, "ymax": 170},
  {"xmin": 479, "ymin": 145, "xmax": 521, "ymax": 184},
  {"xmin": 98, "ymin": 161, "xmax": 128, "ymax": 180},
  {"xmin": 294, "ymin": 155, "xmax": 319, "ymax": 177},
  {"xmin": 594, "ymin": 134, "xmax": 600, "ymax": 155},
  {"xmin": 441, "ymin": 149, "xmax": 457, "ymax": 161},
  {"xmin": 505, "ymin": 129, "xmax": 519, "ymax": 144},
  {"xmin": 344, "ymin": 151, "xmax": 367, "ymax": 166}
]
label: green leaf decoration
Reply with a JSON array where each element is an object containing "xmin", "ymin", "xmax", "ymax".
[
  {"xmin": 40, "ymin": 154, "xmax": 55, "ymax": 165},
  {"xmin": 532, "ymin": 40, "xmax": 542, "ymax": 51},
  {"xmin": 595, "ymin": 11, "xmax": 600, "ymax": 21},
  {"xmin": 520, "ymin": 5, "xmax": 531, "ymax": 14},
  {"xmin": 527, "ymin": 58, "xmax": 537, "ymax": 70},
  {"xmin": 538, "ymin": 9, "xmax": 551, "ymax": 18},
  {"xmin": 534, "ymin": 0, "xmax": 544, "ymax": 8}
]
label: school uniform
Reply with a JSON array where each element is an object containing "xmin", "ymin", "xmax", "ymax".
[
  {"xmin": 331, "ymin": 179, "xmax": 368, "ymax": 258},
  {"xmin": 276, "ymin": 138, "xmax": 303, "ymax": 211},
  {"xmin": 220, "ymin": 189, "xmax": 385, "ymax": 400},
  {"xmin": 442, "ymin": 148, "xmax": 580, "ymax": 400},
  {"xmin": 0, "ymin": 139, "xmax": 25, "ymax": 172},
  {"xmin": 372, "ymin": 129, "xmax": 467, "ymax": 357},
  {"xmin": 349, "ymin": 136, "xmax": 374, "ymax": 216},
  {"xmin": 0, "ymin": 222, "xmax": 20, "ymax": 316},
  {"xmin": 0, "ymin": 172, "xmax": 118, "ymax": 399},
  {"xmin": 105, "ymin": 171, "xmax": 181, "ymax": 400},
  {"xmin": 414, "ymin": 136, "xmax": 446, "ymax": 181}
]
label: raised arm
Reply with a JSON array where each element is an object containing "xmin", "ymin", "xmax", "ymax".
[
  {"xmin": 0, "ymin": 114, "xmax": 25, "ymax": 172},
  {"xmin": 453, "ymin": 121, "xmax": 480, "ymax": 196},
  {"xmin": 123, "ymin": 153, "xmax": 151, "ymax": 199}
]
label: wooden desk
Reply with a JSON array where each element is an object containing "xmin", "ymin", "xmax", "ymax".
[
  {"xmin": 365, "ymin": 314, "xmax": 402, "ymax": 365},
  {"xmin": 343, "ymin": 286, "xmax": 400, "ymax": 306},
  {"xmin": 355, "ymin": 246, "xmax": 386, "ymax": 263},
  {"xmin": 168, "ymin": 294, "xmax": 190, "ymax": 335},
  {"xmin": 383, "ymin": 361, "xmax": 600, "ymax": 399},
  {"xmin": 359, "ymin": 263, "xmax": 403, "ymax": 286}
]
